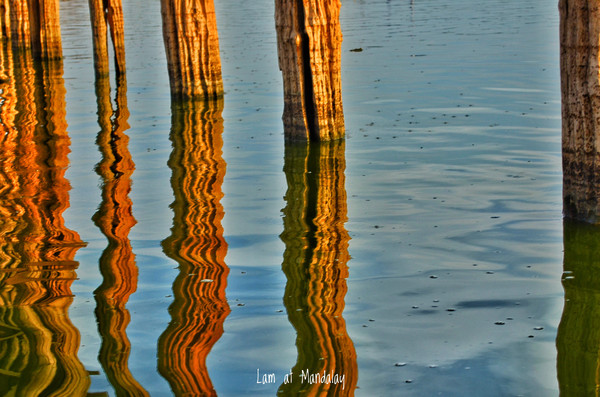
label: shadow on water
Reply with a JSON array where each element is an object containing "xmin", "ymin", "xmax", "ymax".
[
  {"xmin": 91, "ymin": 72, "xmax": 148, "ymax": 396},
  {"xmin": 557, "ymin": 220, "xmax": 600, "ymax": 396},
  {"xmin": 0, "ymin": 43, "xmax": 89, "ymax": 395},
  {"xmin": 278, "ymin": 140, "xmax": 358, "ymax": 396},
  {"xmin": 158, "ymin": 98, "xmax": 230, "ymax": 396}
]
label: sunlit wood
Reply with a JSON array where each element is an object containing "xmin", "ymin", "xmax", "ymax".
[
  {"xmin": 278, "ymin": 141, "xmax": 357, "ymax": 396},
  {"xmin": 160, "ymin": 0, "xmax": 223, "ymax": 99},
  {"xmin": 88, "ymin": 0, "xmax": 126, "ymax": 76},
  {"xmin": 275, "ymin": 0, "xmax": 345, "ymax": 141},
  {"xmin": 158, "ymin": 98, "xmax": 229, "ymax": 396}
]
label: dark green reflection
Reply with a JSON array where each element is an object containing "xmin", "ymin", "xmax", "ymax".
[
  {"xmin": 0, "ymin": 44, "xmax": 89, "ymax": 395},
  {"xmin": 557, "ymin": 220, "xmax": 600, "ymax": 396},
  {"xmin": 278, "ymin": 141, "xmax": 358, "ymax": 396},
  {"xmin": 158, "ymin": 99, "xmax": 230, "ymax": 397}
]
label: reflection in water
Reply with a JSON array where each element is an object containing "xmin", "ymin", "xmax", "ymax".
[
  {"xmin": 278, "ymin": 141, "xmax": 358, "ymax": 396},
  {"xmin": 91, "ymin": 73, "xmax": 148, "ymax": 396},
  {"xmin": 158, "ymin": 99, "xmax": 230, "ymax": 396},
  {"xmin": 557, "ymin": 220, "xmax": 600, "ymax": 396},
  {"xmin": 0, "ymin": 44, "xmax": 89, "ymax": 395}
]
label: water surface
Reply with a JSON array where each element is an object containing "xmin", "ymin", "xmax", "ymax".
[{"xmin": 0, "ymin": 0, "xmax": 570, "ymax": 395}]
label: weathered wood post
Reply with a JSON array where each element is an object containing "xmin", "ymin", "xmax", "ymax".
[
  {"xmin": 88, "ymin": 0, "xmax": 127, "ymax": 76},
  {"xmin": 560, "ymin": 0, "xmax": 600, "ymax": 222},
  {"xmin": 0, "ymin": 0, "xmax": 61, "ymax": 59},
  {"xmin": 160, "ymin": 0, "xmax": 223, "ymax": 99},
  {"xmin": 6, "ymin": 0, "xmax": 31, "ymax": 48},
  {"xmin": 28, "ymin": 0, "xmax": 63, "ymax": 59},
  {"xmin": 275, "ymin": 0, "xmax": 345, "ymax": 141}
]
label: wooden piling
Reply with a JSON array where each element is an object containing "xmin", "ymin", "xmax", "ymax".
[
  {"xmin": 89, "ymin": 0, "xmax": 126, "ymax": 76},
  {"xmin": 160, "ymin": 0, "xmax": 224, "ymax": 100},
  {"xmin": 7, "ymin": 0, "xmax": 31, "ymax": 48},
  {"xmin": 560, "ymin": 0, "xmax": 600, "ymax": 223},
  {"xmin": 275, "ymin": 0, "xmax": 345, "ymax": 141},
  {"xmin": 1, "ymin": 0, "xmax": 62, "ymax": 59},
  {"xmin": 28, "ymin": 0, "xmax": 63, "ymax": 59}
]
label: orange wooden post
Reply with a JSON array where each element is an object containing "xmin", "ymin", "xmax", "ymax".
[
  {"xmin": 275, "ymin": 0, "xmax": 345, "ymax": 141},
  {"xmin": 88, "ymin": 0, "xmax": 126, "ymax": 76},
  {"xmin": 160, "ymin": 0, "xmax": 223, "ymax": 99}
]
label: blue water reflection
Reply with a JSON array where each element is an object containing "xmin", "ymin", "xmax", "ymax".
[{"xmin": 0, "ymin": 0, "xmax": 568, "ymax": 395}]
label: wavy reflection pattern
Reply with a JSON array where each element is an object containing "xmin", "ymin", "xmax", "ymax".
[
  {"xmin": 278, "ymin": 141, "xmax": 357, "ymax": 396},
  {"xmin": 557, "ymin": 221, "xmax": 600, "ymax": 396},
  {"xmin": 158, "ymin": 99, "xmax": 230, "ymax": 397},
  {"xmin": 0, "ymin": 44, "xmax": 89, "ymax": 395},
  {"xmin": 91, "ymin": 73, "xmax": 148, "ymax": 396}
]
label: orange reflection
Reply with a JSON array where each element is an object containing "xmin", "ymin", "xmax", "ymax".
[
  {"xmin": 158, "ymin": 98, "xmax": 230, "ymax": 396},
  {"xmin": 278, "ymin": 141, "xmax": 358, "ymax": 396},
  {"xmin": 0, "ymin": 44, "xmax": 89, "ymax": 394},
  {"xmin": 92, "ymin": 73, "xmax": 148, "ymax": 396}
]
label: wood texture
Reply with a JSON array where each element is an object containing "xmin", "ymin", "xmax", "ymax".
[
  {"xmin": 275, "ymin": 0, "xmax": 345, "ymax": 141},
  {"xmin": 1, "ymin": 0, "xmax": 61, "ymax": 59},
  {"xmin": 560, "ymin": 0, "xmax": 600, "ymax": 222},
  {"xmin": 89, "ymin": 0, "xmax": 126, "ymax": 76},
  {"xmin": 28, "ymin": 0, "xmax": 62, "ymax": 59},
  {"xmin": 160, "ymin": 0, "xmax": 223, "ymax": 99}
]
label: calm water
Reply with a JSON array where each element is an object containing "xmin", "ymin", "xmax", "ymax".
[{"xmin": 0, "ymin": 0, "xmax": 579, "ymax": 395}]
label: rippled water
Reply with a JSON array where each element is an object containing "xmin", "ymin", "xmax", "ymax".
[{"xmin": 0, "ymin": 0, "xmax": 570, "ymax": 395}]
